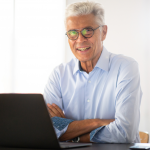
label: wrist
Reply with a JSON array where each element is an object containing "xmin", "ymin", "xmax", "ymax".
[
  {"xmin": 72, "ymin": 136, "xmax": 80, "ymax": 142},
  {"xmin": 80, "ymin": 133, "xmax": 90, "ymax": 143}
]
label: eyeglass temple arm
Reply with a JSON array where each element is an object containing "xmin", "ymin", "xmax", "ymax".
[{"xmin": 93, "ymin": 25, "xmax": 104, "ymax": 31}]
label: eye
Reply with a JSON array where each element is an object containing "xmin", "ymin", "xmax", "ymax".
[
  {"xmin": 68, "ymin": 30, "xmax": 77, "ymax": 36},
  {"xmin": 82, "ymin": 28, "xmax": 93, "ymax": 36}
]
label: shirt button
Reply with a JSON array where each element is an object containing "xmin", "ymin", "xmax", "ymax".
[
  {"xmin": 88, "ymin": 80, "xmax": 91, "ymax": 83},
  {"xmin": 87, "ymin": 100, "xmax": 90, "ymax": 102}
]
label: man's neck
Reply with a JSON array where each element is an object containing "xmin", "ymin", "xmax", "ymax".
[
  {"xmin": 80, "ymin": 61, "xmax": 94, "ymax": 74},
  {"xmin": 80, "ymin": 53, "xmax": 102, "ymax": 73}
]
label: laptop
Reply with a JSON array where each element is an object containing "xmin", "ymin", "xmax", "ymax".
[{"xmin": 0, "ymin": 93, "xmax": 92, "ymax": 149}]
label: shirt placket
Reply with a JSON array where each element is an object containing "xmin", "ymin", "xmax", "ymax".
[{"xmin": 83, "ymin": 71, "xmax": 93, "ymax": 120}]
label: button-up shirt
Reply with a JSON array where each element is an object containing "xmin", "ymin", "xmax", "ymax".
[{"xmin": 43, "ymin": 47, "xmax": 142, "ymax": 143}]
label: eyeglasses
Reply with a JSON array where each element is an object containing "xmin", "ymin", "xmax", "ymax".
[{"xmin": 66, "ymin": 25, "xmax": 103, "ymax": 40}]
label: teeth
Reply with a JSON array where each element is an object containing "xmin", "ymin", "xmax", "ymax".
[{"xmin": 78, "ymin": 47, "xmax": 90, "ymax": 51}]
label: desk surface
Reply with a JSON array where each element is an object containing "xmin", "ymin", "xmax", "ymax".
[{"xmin": 0, "ymin": 143, "xmax": 150, "ymax": 150}]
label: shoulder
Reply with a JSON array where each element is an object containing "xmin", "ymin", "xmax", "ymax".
[
  {"xmin": 109, "ymin": 53, "xmax": 139, "ymax": 72},
  {"xmin": 108, "ymin": 53, "xmax": 140, "ymax": 86},
  {"xmin": 52, "ymin": 58, "xmax": 77, "ymax": 78},
  {"xmin": 46, "ymin": 58, "xmax": 77, "ymax": 88}
]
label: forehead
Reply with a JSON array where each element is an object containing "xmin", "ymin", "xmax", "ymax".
[{"xmin": 66, "ymin": 14, "xmax": 98, "ymax": 31}]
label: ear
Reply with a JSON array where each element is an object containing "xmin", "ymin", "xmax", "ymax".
[{"xmin": 101, "ymin": 25, "xmax": 107, "ymax": 41}]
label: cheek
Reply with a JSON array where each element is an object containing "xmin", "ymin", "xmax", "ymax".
[
  {"xmin": 89, "ymin": 39, "xmax": 97, "ymax": 49},
  {"xmin": 69, "ymin": 40, "xmax": 76, "ymax": 51},
  {"xmin": 91, "ymin": 37, "xmax": 101, "ymax": 53}
]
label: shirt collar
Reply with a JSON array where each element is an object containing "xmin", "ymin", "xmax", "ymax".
[
  {"xmin": 73, "ymin": 47, "xmax": 110, "ymax": 75},
  {"xmin": 95, "ymin": 47, "xmax": 110, "ymax": 72},
  {"xmin": 73, "ymin": 59, "xmax": 80, "ymax": 75}
]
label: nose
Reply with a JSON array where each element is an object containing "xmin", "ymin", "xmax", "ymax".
[{"xmin": 76, "ymin": 32, "xmax": 87, "ymax": 42}]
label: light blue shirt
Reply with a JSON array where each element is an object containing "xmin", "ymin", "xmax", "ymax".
[{"xmin": 43, "ymin": 47, "xmax": 142, "ymax": 143}]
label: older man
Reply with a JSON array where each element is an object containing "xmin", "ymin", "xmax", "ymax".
[{"xmin": 44, "ymin": 1, "xmax": 142, "ymax": 143}]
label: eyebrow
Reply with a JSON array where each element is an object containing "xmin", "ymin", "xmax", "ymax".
[{"xmin": 68, "ymin": 26, "xmax": 93, "ymax": 31}]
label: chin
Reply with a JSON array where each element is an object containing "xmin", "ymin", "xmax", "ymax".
[{"xmin": 79, "ymin": 58, "xmax": 91, "ymax": 62}]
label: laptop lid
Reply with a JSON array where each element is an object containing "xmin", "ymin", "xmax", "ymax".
[{"xmin": 0, "ymin": 93, "xmax": 60, "ymax": 149}]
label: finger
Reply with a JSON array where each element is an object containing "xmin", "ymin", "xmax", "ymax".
[
  {"xmin": 47, "ymin": 103, "xmax": 56, "ymax": 117},
  {"xmin": 47, "ymin": 104, "xmax": 62, "ymax": 117},
  {"xmin": 47, "ymin": 107, "xmax": 56, "ymax": 118},
  {"xmin": 51, "ymin": 106, "xmax": 63, "ymax": 117},
  {"xmin": 47, "ymin": 103, "xmax": 52, "ymax": 109},
  {"xmin": 47, "ymin": 103, "xmax": 65, "ymax": 118},
  {"xmin": 52, "ymin": 103, "xmax": 65, "ymax": 118}
]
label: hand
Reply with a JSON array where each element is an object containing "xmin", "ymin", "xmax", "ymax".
[
  {"xmin": 47, "ymin": 103, "xmax": 65, "ymax": 118},
  {"xmin": 79, "ymin": 133, "xmax": 91, "ymax": 143}
]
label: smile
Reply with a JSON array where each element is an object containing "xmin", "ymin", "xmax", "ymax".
[{"xmin": 77, "ymin": 47, "xmax": 90, "ymax": 51}]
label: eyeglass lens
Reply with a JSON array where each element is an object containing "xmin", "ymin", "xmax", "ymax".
[{"xmin": 67, "ymin": 28, "xmax": 93, "ymax": 40}]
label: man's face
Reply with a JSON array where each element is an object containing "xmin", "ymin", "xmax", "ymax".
[{"xmin": 66, "ymin": 13, "xmax": 107, "ymax": 63}]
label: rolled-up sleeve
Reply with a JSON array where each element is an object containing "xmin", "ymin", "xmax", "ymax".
[
  {"xmin": 52, "ymin": 117, "xmax": 74, "ymax": 138},
  {"xmin": 90, "ymin": 61, "xmax": 142, "ymax": 143}
]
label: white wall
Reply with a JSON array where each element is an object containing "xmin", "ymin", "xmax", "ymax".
[
  {"xmin": 0, "ymin": 0, "xmax": 66, "ymax": 93},
  {"xmin": 66, "ymin": 0, "xmax": 150, "ymax": 139},
  {"xmin": 0, "ymin": 0, "xmax": 14, "ymax": 92}
]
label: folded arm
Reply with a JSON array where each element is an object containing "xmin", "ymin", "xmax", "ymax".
[
  {"xmin": 47, "ymin": 103, "xmax": 114, "ymax": 142},
  {"xmin": 90, "ymin": 61, "xmax": 142, "ymax": 143}
]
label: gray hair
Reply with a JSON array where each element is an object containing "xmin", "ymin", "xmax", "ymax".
[{"xmin": 65, "ymin": 1, "xmax": 105, "ymax": 27}]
